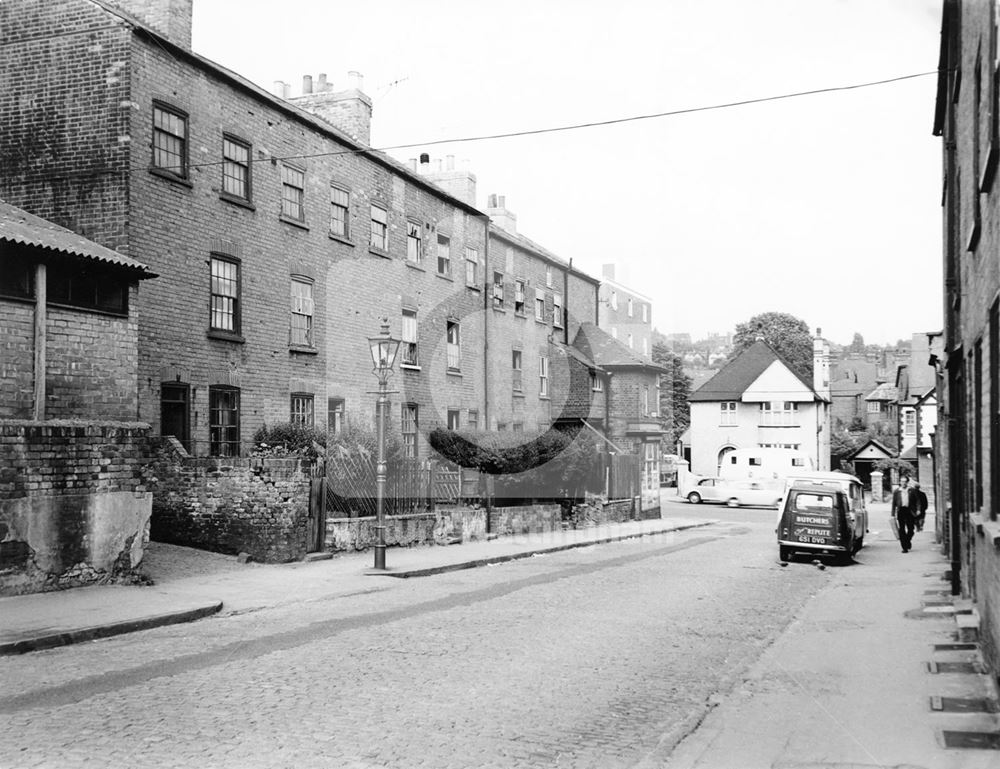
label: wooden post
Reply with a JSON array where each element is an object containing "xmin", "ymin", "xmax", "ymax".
[{"xmin": 33, "ymin": 263, "xmax": 47, "ymax": 421}]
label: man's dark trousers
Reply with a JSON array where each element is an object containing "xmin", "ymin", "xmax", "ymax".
[{"xmin": 897, "ymin": 508, "xmax": 916, "ymax": 551}]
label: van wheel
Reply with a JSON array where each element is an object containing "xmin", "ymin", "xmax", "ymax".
[
  {"xmin": 726, "ymin": 498, "xmax": 739, "ymax": 508},
  {"xmin": 687, "ymin": 492, "xmax": 702, "ymax": 504},
  {"xmin": 779, "ymin": 546, "xmax": 792, "ymax": 561}
]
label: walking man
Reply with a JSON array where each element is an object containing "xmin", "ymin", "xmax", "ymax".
[
  {"xmin": 912, "ymin": 481, "xmax": 928, "ymax": 532},
  {"xmin": 892, "ymin": 475, "xmax": 917, "ymax": 553}
]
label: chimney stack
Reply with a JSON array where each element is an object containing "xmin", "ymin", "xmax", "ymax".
[
  {"xmin": 416, "ymin": 154, "xmax": 478, "ymax": 206},
  {"xmin": 487, "ymin": 193, "xmax": 517, "ymax": 233},
  {"xmin": 106, "ymin": 0, "xmax": 193, "ymax": 49},
  {"xmin": 287, "ymin": 71, "xmax": 373, "ymax": 146}
]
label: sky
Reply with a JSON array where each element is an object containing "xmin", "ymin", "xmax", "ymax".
[{"xmin": 191, "ymin": 0, "xmax": 944, "ymax": 348}]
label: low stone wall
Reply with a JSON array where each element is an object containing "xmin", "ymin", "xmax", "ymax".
[
  {"xmin": 0, "ymin": 420, "xmax": 152, "ymax": 596},
  {"xmin": 325, "ymin": 499, "xmax": 638, "ymax": 554},
  {"xmin": 147, "ymin": 440, "xmax": 313, "ymax": 563}
]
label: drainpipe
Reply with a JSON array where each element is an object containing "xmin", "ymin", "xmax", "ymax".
[
  {"xmin": 482, "ymin": 215, "xmax": 491, "ymax": 533},
  {"xmin": 33, "ymin": 263, "xmax": 47, "ymax": 420},
  {"xmin": 564, "ymin": 259, "xmax": 571, "ymax": 345}
]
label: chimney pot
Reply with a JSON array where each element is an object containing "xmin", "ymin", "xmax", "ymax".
[
  {"xmin": 446, "ymin": 155, "xmax": 455, "ymax": 170},
  {"xmin": 419, "ymin": 153, "xmax": 430, "ymax": 164},
  {"xmin": 348, "ymin": 70, "xmax": 364, "ymax": 90},
  {"xmin": 498, "ymin": 195, "xmax": 505, "ymax": 208},
  {"xmin": 488, "ymin": 194, "xmax": 497, "ymax": 208},
  {"xmin": 303, "ymin": 75, "xmax": 313, "ymax": 95},
  {"xmin": 317, "ymin": 73, "xmax": 328, "ymax": 91},
  {"xmin": 282, "ymin": 83, "xmax": 291, "ymax": 99},
  {"xmin": 273, "ymin": 80, "xmax": 285, "ymax": 97},
  {"xmin": 408, "ymin": 158, "xmax": 418, "ymax": 171}
]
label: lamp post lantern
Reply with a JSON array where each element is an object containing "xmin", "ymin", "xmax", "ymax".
[{"xmin": 368, "ymin": 318, "xmax": 401, "ymax": 570}]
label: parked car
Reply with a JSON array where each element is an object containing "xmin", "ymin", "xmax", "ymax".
[
  {"xmin": 686, "ymin": 477, "xmax": 783, "ymax": 508},
  {"xmin": 775, "ymin": 471, "xmax": 868, "ymax": 553},
  {"xmin": 776, "ymin": 482, "xmax": 860, "ymax": 563}
]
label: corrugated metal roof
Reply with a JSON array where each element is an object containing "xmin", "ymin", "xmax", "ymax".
[{"xmin": 0, "ymin": 200, "xmax": 155, "ymax": 277}]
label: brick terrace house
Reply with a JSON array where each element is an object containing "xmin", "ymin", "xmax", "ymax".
[
  {"xmin": 597, "ymin": 264, "xmax": 654, "ymax": 360},
  {"xmin": 687, "ymin": 340, "xmax": 831, "ymax": 476},
  {"xmin": 0, "ymin": 0, "xmax": 493, "ymax": 458},
  {"xmin": 933, "ymin": 0, "xmax": 1000, "ymax": 675},
  {"xmin": 0, "ymin": 0, "xmax": 625, "ymax": 465}
]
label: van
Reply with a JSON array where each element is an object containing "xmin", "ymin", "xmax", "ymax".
[
  {"xmin": 776, "ymin": 482, "xmax": 862, "ymax": 563},
  {"xmin": 777, "ymin": 471, "xmax": 868, "ymax": 552}
]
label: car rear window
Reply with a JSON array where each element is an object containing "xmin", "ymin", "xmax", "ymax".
[{"xmin": 792, "ymin": 493, "xmax": 834, "ymax": 512}]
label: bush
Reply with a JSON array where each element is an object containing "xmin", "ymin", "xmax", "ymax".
[
  {"xmin": 252, "ymin": 422, "xmax": 326, "ymax": 459},
  {"xmin": 327, "ymin": 418, "xmax": 404, "ymax": 462}
]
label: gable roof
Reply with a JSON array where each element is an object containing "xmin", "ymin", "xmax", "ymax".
[
  {"xmin": 865, "ymin": 382, "xmax": 898, "ymax": 402},
  {"xmin": 689, "ymin": 340, "xmax": 818, "ymax": 402},
  {"xmin": 846, "ymin": 437, "xmax": 895, "ymax": 462},
  {"xmin": 0, "ymin": 200, "xmax": 155, "ymax": 277},
  {"xmin": 572, "ymin": 323, "xmax": 666, "ymax": 372}
]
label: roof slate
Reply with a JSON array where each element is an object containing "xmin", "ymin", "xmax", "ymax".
[
  {"xmin": 572, "ymin": 323, "xmax": 666, "ymax": 371},
  {"xmin": 0, "ymin": 200, "xmax": 155, "ymax": 276}
]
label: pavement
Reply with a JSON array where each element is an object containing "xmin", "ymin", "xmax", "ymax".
[
  {"xmin": 3, "ymin": 500, "xmax": 999, "ymax": 766},
  {"xmin": 0, "ymin": 514, "xmax": 710, "ymax": 655}
]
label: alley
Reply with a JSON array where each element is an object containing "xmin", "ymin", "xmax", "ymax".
[{"xmin": 0, "ymin": 510, "xmax": 829, "ymax": 769}]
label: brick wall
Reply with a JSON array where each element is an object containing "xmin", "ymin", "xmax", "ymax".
[
  {"xmin": 0, "ymin": 0, "xmax": 132, "ymax": 250},
  {"xmin": 147, "ymin": 441, "xmax": 313, "ymax": 562},
  {"xmin": 0, "ymin": 286, "xmax": 141, "ymax": 421},
  {"xmin": 0, "ymin": 420, "xmax": 152, "ymax": 595}
]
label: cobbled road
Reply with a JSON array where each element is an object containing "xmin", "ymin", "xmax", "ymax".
[{"xmin": 0, "ymin": 507, "xmax": 830, "ymax": 768}]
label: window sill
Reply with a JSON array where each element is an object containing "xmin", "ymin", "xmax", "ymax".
[
  {"xmin": 466, "ymin": 285, "xmax": 481, "ymax": 292},
  {"xmin": 492, "ymin": 305, "xmax": 506, "ymax": 313},
  {"xmin": 513, "ymin": 391, "xmax": 525, "ymax": 398},
  {"xmin": 280, "ymin": 215, "xmax": 309, "ymax": 231},
  {"xmin": 207, "ymin": 329, "xmax": 245, "ymax": 344},
  {"xmin": 514, "ymin": 310, "xmax": 526, "ymax": 319},
  {"xmin": 149, "ymin": 167, "xmax": 192, "ymax": 188},
  {"xmin": 535, "ymin": 318, "xmax": 548, "ymax": 325},
  {"xmin": 405, "ymin": 261, "xmax": 426, "ymax": 272},
  {"xmin": 446, "ymin": 368, "xmax": 463, "ymax": 377},
  {"xmin": 289, "ymin": 345, "xmax": 318, "ymax": 355},
  {"xmin": 328, "ymin": 233, "xmax": 354, "ymax": 247},
  {"xmin": 369, "ymin": 246, "xmax": 390, "ymax": 259},
  {"xmin": 436, "ymin": 273, "xmax": 454, "ymax": 282},
  {"xmin": 970, "ymin": 512, "xmax": 1000, "ymax": 549},
  {"xmin": 400, "ymin": 363, "xmax": 422, "ymax": 372},
  {"xmin": 219, "ymin": 193, "xmax": 255, "ymax": 211},
  {"xmin": 539, "ymin": 395, "xmax": 551, "ymax": 401}
]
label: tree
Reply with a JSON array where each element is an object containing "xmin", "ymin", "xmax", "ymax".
[
  {"xmin": 849, "ymin": 332, "xmax": 865, "ymax": 353},
  {"xmin": 651, "ymin": 341, "xmax": 691, "ymax": 447},
  {"xmin": 731, "ymin": 312, "xmax": 813, "ymax": 381}
]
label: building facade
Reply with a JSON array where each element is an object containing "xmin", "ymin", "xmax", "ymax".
[
  {"xmin": 597, "ymin": 264, "xmax": 654, "ymax": 360},
  {"xmin": 933, "ymin": 0, "xmax": 1000, "ymax": 674},
  {"xmin": 687, "ymin": 340, "xmax": 831, "ymax": 476}
]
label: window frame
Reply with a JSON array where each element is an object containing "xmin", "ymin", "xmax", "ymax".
[
  {"xmin": 514, "ymin": 279, "xmax": 526, "ymax": 315},
  {"xmin": 289, "ymin": 276, "xmax": 315, "ymax": 348},
  {"xmin": 447, "ymin": 409, "xmax": 461, "ymax": 430},
  {"xmin": 465, "ymin": 247, "xmax": 479, "ymax": 288},
  {"xmin": 280, "ymin": 163, "xmax": 306, "ymax": 223},
  {"xmin": 492, "ymin": 271, "xmax": 505, "ymax": 309},
  {"xmin": 553, "ymin": 293, "xmax": 563, "ymax": 328},
  {"xmin": 446, "ymin": 319, "xmax": 461, "ymax": 372},
  {"xmin": 539, "ymin": 354, "xmax": 549, "ymax": 398},
  {"xmin": 329, "ymin": 184, "xmax": 351, "ymax": 240},
  {"xmin": 221, "ymin": 134, "xmax": 252, "ymax": 203},
  {"xmin": 720, "ymin": 401, "xmax": 737, "ymax": 426},
  {"xmin": 512, "ymin": 348, "xmax": 523, "ymax": 392},
  {"xmin": 401, "ymin": 403, "xmax": 419, "ymax": 458},
  {"xmin": 151, "ymin": 101, "xmax": 189, "ymax": 181},
  {"xmin": 209, "ymin": 254, "xmax": 241, "ymax": 338},
  {"xmin": 759, "ymin": 401, "xmax": 800, "ymax": 426},
  {"xmin": 328, "ymin": 397, "xmax": 345, "ymax": 435},
  {"xmin": 369, "ymin": 203, "xmax": 389, "ymax": 252},
  {"xmin": 406, "ymin": 219, "xmax": 423, "ymax": 265},
  {"xmin": 534, "ymin": 287, "xmax": 545, "ymax": 322},
  {"xmin": 208, "ymin": 385, "xmax": 240, "ymax": 457},
  {"xmin": 290, "ymin": 392, "xmax": 315, "ymax": 426},
  {"xmin": 401, "ymin": 308, "xmax": 419, "ymax": 367},
  {"xmin": 436, "ymin": 233, "xmax": 452, "ymax": 277}
]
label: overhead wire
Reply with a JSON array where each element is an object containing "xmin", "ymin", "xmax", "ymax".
[{"xmin": 12, "ymin": 70, "xmax": 942, "ymax": 181}]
